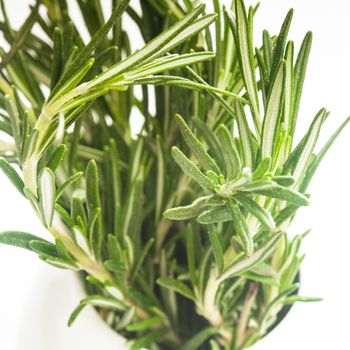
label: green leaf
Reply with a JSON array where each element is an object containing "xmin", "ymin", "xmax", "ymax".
[
  {"xmin": 86, "ymin": 160, "xmax": 103, "ymax": 258},
  {"xmin": 130, "ymin": 237, "xmax": 154, "ymax": 280},
  {"xmin": 260, "ymin": 284, "xmax": 299, "ymax": 332},
  {"xmin": 175, "ymin": 114, "xmax": 219, "ymax": 173},
  {"xmin": 197, "ymin": 204, "xmax": 231, "ymax": 224},
  {"xmin": 121, "ymin": 52, "xmax": 216, "ymax": 84},
  {"xmin": 301, "ymin": 115, "xmax": 350, "ymax": 192},
  {"xmin": 93, "ymin": 5, "xmax": 208, "ymax": 85},
  {"xmin": 107, "ymin": 139, "xmax": 122, "ymax": 235},
  {"xmin": 210, "ymin": 339, "xmax": 222, "ymax": 350},
  {"xmin": 87, "ymin": 208, "xmax": 101, "ymax": 250},
  {"xmin": 0, "ymin": 231, "xmax": 49, "ymax": 251},
  {"xmin": 129, "ymin": 329, "xmax": 169, "ymax": 350},
  {"xmin": 42, "ymin": 257, "xmax": 77, "ymax": 271},
  {"xmin": 51, "ymin": 0, "xmax": 130, "ymax": 98},
  {"xmin": 270, "ymin": 9, "xmax": 293, "ymax": 81},
  {"xmin": 4, "ymin": 96, "xmax": 20, "ymax": 153},
  {"xmin": 171, "ymin": 146, "xmax": 213, "ymax": 192},
  {"xmin": 46, "ymin": 144, "xmax": 67, "ymax": 172},
  {"xmin": 55, "ymin": 238, "xmax": 76, "ymax": 263},
  {"xmin": 271, "ymin": 175, "xmax": 295, "ymax": 187},
  {"xmin": 0, "ymin": 158, "xmax": 24, "ymax": 195},
  {"xmin": 122, "ymin": 172, "xmax": 143, "ymax": 242},
  {"xmin": 67, "ymin": 302, "xmax": 86, "ymax": 327},
  {"xmin": 71, "ymin": 196, "xmax": 87, "ymax": 226},
  {"xmin": 235, "ymin": 194, "xmax": 275, "ymax": 231},
  {"xmin": 253, "ymin": 156, "xmax": 271, "ymax": 178},
  {"xmin": 24, "ymin": 187, "xmax": 40, "ymax": 214},
  {"xmin": 155, "ymin": 136, "xmax": 165, "ymax": 223},
  {"xmin": 135, "ymin": 75, "xmax": 240, "ymax": 98},
  {"xmin": 0, "ymin": 2, "xmax": 39, "ymax": 70},
  {"xmin": 61, "ymin": 87, "xmax": 109, "ymax": 113},
  {"xmin": 207, "ymin": 225, "xmax": 224, "ymax": 272},
  {"xmin": 228, "ymin": 199, "xmax": 254, "ymax": 256},
  {"xmin": 290, "ymin": 32, "xmax": 312, "ymax": 137},
  {"xmin": 217, "ymin": 124, "xmax": 241, "ymax": 180},
  {"xmin": 292, "ymin": 109, "xmax": 327, "ymax": 183},
  {"xmin": 256, "ymin": 40, "xmax": 269, "ymax": 107},
  {"xmin": 55, "ymin": 172, "xmax": 83, "ymax": 200},
  {"xmin": 153, "ymin": 13, "xmax": 216, "ymax": 57},
  {"xmin": 261, "ymin": 60, "xmax": 286, "ymax": 158},
  {"xmin": 68, "ymin": 295, "xmax": 126, "ymax": 327},
  {"xmin": 116, "ymin": 307, "xmax": 136, "ymax": 331},
  {"xmin": 29, "ymin": 240, "xmax": 59, "ymax": 257},
  {"xmin": 73, "ymin": 226, "xmax": 92, "ymax": 258},
  {"xmin": 262, "ymin": 29, "xmax": 273, "ymax": 75},
  {"xmin": 274, "ymin": 204, "xmax": 298, "ymax": 227},
  {"xmin": 283, "ymin": 295, "xmax": 322, "ymax": 305},
  {"xmin": 105, "ymin": 283, "xmax": 124, "ymax": 301},
  {"xmin": 179, "ymin": 327, "xmax": 217, "ymax": 350},
  {"xmin": 38, "ymin": 167, "xmax": 56, "ymax": 228},
  {"xmin": 284, "ymin": 41, "xmax": 294, "ymax": 134},
  {"xmin": 22, "ymin": 129, "xmax": 39, "ymax": 161},
  {"xmin": 164, "ymin": 195, "xmax": 213, "ymax": 220},
  {"xmin": 192, "ymin": 117, "xmax": 224, "ymax": 169},
  {"xmin": 84, "ymin": 295, "xmax": 126, "ymax": 310},
  {"xmin": 51, "ymin": 58, "xmax": 95, "ymax": 102},
  {"xmin": 85, "ymin": 46, "xmax": 119, "ymax": 80},
  {"xmin": 126, "ymin": 316, "xmax": 163, "ymax": 332},
  {"xmin": 218, "ymin": 232, "xmax": 283, "ymax": 282},
  {"xmin": 185, "ymin": 65, "xmax": 249, "ymax": 115},
  {"xmin": 241, "ymin": 271, "xmax": 278, "ymax": 286},
  {"xmin": 157, "ymin": 277, "xmax": 195, "ymax": 301},
  {"xmin": 234, "ymin": 99, "xmax": 254, "ymax": 169},
  {"xmin": 241, "ymin": 180, "xmax": 309, "ymax": 206},
  {"xmin": 227, "ymin": 3, "xmax": 261, "ymax": 131},
  {"xmin": 50, "ymin": 27, "xmax": 63, "ymax": 90}
]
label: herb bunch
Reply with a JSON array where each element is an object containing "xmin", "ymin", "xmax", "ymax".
[{"xmin": 0, "ymin": 1, "xmax": 348, "ymax": 349}]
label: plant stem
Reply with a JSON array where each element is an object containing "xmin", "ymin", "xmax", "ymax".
[
  {"xmin": 49, "ymin": 225, "xmax": 113, "ymax": 282},
  {"xmin": 197, "ymin": 271, "xmax": 223, "ymax": 326},
  {"xmin": 236, "ymin": 282, "xmax": 258, "ymax": 349}
]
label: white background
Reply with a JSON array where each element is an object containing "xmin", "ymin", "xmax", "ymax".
[{"xmin": 1, "ymin": 1, "xmax": 350, "ymax": 349}]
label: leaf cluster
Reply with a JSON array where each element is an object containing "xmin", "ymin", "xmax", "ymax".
[{"xmin": 0, "ymin": 1, "xmax": 348, "ymax": 349}]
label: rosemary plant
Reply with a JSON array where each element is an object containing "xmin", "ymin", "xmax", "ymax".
[{"xmin": 0, "ymin": 1, "xmax": 348, "ymax": 349}]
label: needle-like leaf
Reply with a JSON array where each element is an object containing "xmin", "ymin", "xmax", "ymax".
[
  {"xmin": 164, "ymin": 195, "xmax": 214, "ymax": 221},
  {"xmin": 261, "ymin": 60, "xmax": 286, "ymax": 158},
  {"xmin": 38, "ymin": 167, "xmax": 56, "ymax": 228},
  {"xmin": 175, "ymin": 114, "xmax": 219, "ymax": 173},
  {"xmin": 217, "ymin": 124, "xmax": 241, "ymax": 180},
  {"xmin": 157, "ymin": 277, "xmax": 195, "ymax": 301},
  {"xmin": 207, "ymin": 224, "xmax": 224, "ymax": 272},
  {"xmin": 0, "ymin": 158, "xmax": 24, "ymax": 195},
  {"xmin": 228, "ymin": 199, "xmax": 254, "ymax": 256},
  {"xmin": 171, "ymin": 147, "xmax": 214, "ymax": 192},
  {"xmin": 218, "ymin": 232, "xmax": 282, "ymax": 282},
  {"xmin": 226, "ymin": 3, "xmax": 261, "ymax": 131},
  {"xmin": 0, "ymin": 231, "xmax": 49, "ymax": 250}
]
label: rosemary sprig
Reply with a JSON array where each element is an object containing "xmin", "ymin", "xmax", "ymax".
[{"xmin": 0, "ymin": 1, "xmax": 348, "ymax": 349}]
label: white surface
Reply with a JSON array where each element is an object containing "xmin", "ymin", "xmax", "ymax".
[
  {"xmin": 14, "ymin": 268, "xmax": 128, "ymax": 350},
  {"xmin": 1, "ymin": 1, "xmax": 350, "ymax": 349}
]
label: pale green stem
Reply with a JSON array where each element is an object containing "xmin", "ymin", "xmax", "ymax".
[
  {"xmin": 197, "ymin": 272, "xmax": 223, "ymax": 326},
  {"xmin": 197, "ymin": 245, "xmax": 237, "ymax": 327},
  {"xmin": 236, "ymin": 282, "xmax": 258, "ymax": 349}
]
